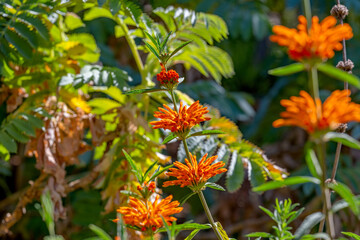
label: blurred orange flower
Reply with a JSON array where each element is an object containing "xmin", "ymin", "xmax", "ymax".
[
  {"xmin": 163, "ymin": 153, "xmax": 227, "ymax": 190},
  {"xmin": 116, "ymin": 195, "xmax": 182, "ymax": 232},
  {"xmin": 150, "ymin": 101, "xmax": 210, "ymax": 137},
  {"xmin": 273, "ymin": 90, "xmax": 360, "ymax": 133},
  {"xmin": 270, "ymin": 15, "xmax": 353, "ymax": 61}
]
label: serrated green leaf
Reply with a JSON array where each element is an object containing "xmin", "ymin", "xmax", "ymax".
[
  {"xmin": 323, "ymin": 132, "xmax": 360, "ymax": 150},
  {"xmin": 253, "ymin": 176, "xmax": 320, "ymax": 192},
  {"xmin": 268, "ymin": 63, "xmax": 305, "ymax": 76},
  {"xmin": 88, "ymin": 224, "xmax": 112, "ymax": 240},
  {"xmin": 12, "ymin": 118, "xmax": 36, "ymax": 137},
  {"xmin": 11, "ymin": 21, "xmax": 38, "ymax": 48},
  {"xmin": 122, "ymin": 150, "xmax": 142, "ymax": 183},
  {"xmin": 318, "ymin": 64, "xmax": 360, "ymax": 88},
  {"xmin": 162, "ymin": 133, "xmax": 177, "ymax": 144},
  {"xmin": 205, "ymin": 182, "xmax": 225, "ymax": 191},
  {"xmin": 0, "ymin": 131, "xmax": 17, "ymax": 153},
  {"xmin": 226, "ymin": 152, "xmax": 244, "ymax": 192},
  {"xmin": 188, "ymin": 130, "xmax": 225, "ymax": 138},
  {"xmin": 124, "ymin": 88, "xmax": 165, "ymax": 95},
  {"xmin": 21, "ymin": 113, "xmax": 43, "ymax": 128},
  {"xmin": 328, "ymin": 182, "xmax": 360, "ymax": 216},
  {"xmin": 17, "ymin": 14, "xmax": 49, "ymax": 40},
  {"xmin": 5, "ymin": 124, "xmax": 29, "ymax": 143},
  {"xmin": 4, "ymin": 29, "xmax": 33, "ymax": 59}
]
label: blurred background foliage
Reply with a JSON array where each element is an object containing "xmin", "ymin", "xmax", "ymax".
[{"xmin": 1, "ymin": 0, "xmax": 360, "ymax": 239}]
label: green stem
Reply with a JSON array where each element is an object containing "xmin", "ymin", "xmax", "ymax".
[
  {"xmin": 197, "ymin": 191, "xmax": 224, "ymax": 240},
  {"xmin": 182, "ymin": 139, "xmax": 192, "ymax": 162},
  {"xmin": 117, "ymin": 17, "xmax": 146, "ymax": 84},
  {"xmin": 308, "ymin": 66, "xmax": 320, "ymax": 101},
  {"xmin": 316, "ymin": 140, "xmax": 335, "ymax": 239},
  {"xmin": 303, "ymin": 0, "xmax": 312, "ymax": 30},
  {"xmin": 170, "ymin": 89, "xmax": 178, "ymax": 113}
]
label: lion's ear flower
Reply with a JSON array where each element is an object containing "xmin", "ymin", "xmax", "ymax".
[
  {"xmin": 116, "ymin": 195, "xmax": 182, "ymax": 233},
  {"xmin": 270, "ymin": 15, "xmax": 353, "ymax": 62},
  {"xmin": 149, "ymin": 101, "xmax": 210, "ymax": 139},
  {"xmin": 273, "ymin": 90, "xmax": 360, "ymax": 134},
  {"xmin": 156, "ymin": 68, "xmax": 180, "ymax": 90},
  {"xmin": 163, "ymin": 153, "xmax": 227, "ymax": 191}
]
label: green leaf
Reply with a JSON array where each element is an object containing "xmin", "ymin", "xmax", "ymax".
[
  {"xmin": 342, "ymin": 232, "xmax": 360, "ymax": 240},
  {"xmin": 205, "ymin": 182, "xmax": 225, "ymax": 191},
  {"xmin": 5, "ymin": 124, "xmax": 29, "ymax": 143},
  {"xmin": 148, "ymin": 164, "xmax": 173, "ymax": 182},
  {"xmin": 11, "ymin": 21, "xmax": 38, "ymax": 48},
  {"xmin": 0, "ymin": 131, "xmax": 17, "ymax": 153},
  {"xmin": 84, "ymin": 7, "xmax": 114, "ymax": 21},
  {"xmin": 185, "ymin": 229, "xmax": 201, "ymax": 240},
  {"xmin": 88, "ymin": 224, "xmax": 112, "ymax": 240},
  {"xmin": 120, "ymin": 190, "xmax": 142, "ymax": 199},
  {"xmin": 323, "ymin": 132, "xmax": 360, "ymax": 150},
  {"xmin": 180, "ymin": 192, "xmax": 197, "ymax": 206},
  {"xmin": 305, "ymin": 147, "xmax": 322, "ymax": 179},
  {"xmin": 168, "ymin": 40, "xmax": 192, "ymax": 60},
  {"xmin": 188, "ymin": 130, "xmax": 225, "ymax": 138},
  {"xmin": 157, "ymin": 223, "xmax": 211, "ymax": 232},
  {"xmin": 259, "ymin": 206, "xmax": 274, "ymax": 219},
  {"xmin": 252, "ymin": 176, "xmax": 320, "ymax": 192},
  {"xmin": 328, "ymin": 182, "xmax": 360, "ymax": 216},
  {"xmin": 65, "ymin": 13, "xmax": 84, "ymax": 30},
  {"xmin": 144, "ymin": 41, "xmax": 161, "ymax": 61},
  {"xmin": 162, "ymin": 133, "xmax": 177, "ymax": 144},
  {"xmin": 268, "ymin": 63, "xmax": 305, "ymax": 76},
  {"xmin": 4, "ymin": 29, "xmax": 33, "ymax": 59},
  {"xmin": 246, "ymin": 232, "xmax": 273, "ymax": 238},
  {"xmin": 144, "ymin": 31, "xmax": 160, "ymax": 50},
  {"xmin": 318, "ymin": 64, "xmax": 360, "ymax": 88},
  {"xmin": 124, "ymin": 88, "xmax": 165, "ymax": 95},
  {"xmin": 12, "ymin": 118, "xmax": 36, "ymax": 137},
  {"xmin": 20, "ymin": 113, "xmax": 44, "ymax": 128},
  {"xmin": 160, "ymin": 31, "xmax": 172, "ymax": 53},
  {"xmin": 122, "ymin": 150, "xmax": 142, "ymax": 183},
  {"xmin": 226, "ymin": 152, "xmax": 245, "ymax": 192},
  {"xmin": 294, "ymin": 212, "xmax": 324, "ymax": 240},
  {"xmin": 143, "ymin": 160, "xmax": 158, "ymax": 180},
  {"xmin": 215, "ymin": 222, "xmax": 230, "ymax": 240},
  {"xmin": 17, "ymin": 14, "xmax": 49, "ymax": 40}
]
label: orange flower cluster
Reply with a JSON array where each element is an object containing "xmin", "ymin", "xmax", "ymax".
[
  {"xmin": 156, "ymin": 69, "xmax": 179, "ymax": 85},
  {"xmin": 273, "ymin": 90, "xmax": 360, "ymax": 133},
  {"xmin": 270, "ymin": 15, "xmax": 353, "ymax": 61},
  {"xmin": 163, "ymin": 153, "xmax": 227, "ymax": 189},
  {"xmin": 116, "ymin": 195, "xmax": 183, "ymax": 232},
  {"xmin": 150, "ymin": 101, "xmax": 210, "ymax": 136}
]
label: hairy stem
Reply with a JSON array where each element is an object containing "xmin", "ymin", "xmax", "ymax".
[
  {"xmin": 316, "ymin": 141, "xmax": 335, "ymax": 239},
  {"xmin": 170, "ymin": 90, "xmax": 178, "ymax": 113},
  {"xmin": 197, "ymin": 190, "xmax": 224, "ymax": 240}
]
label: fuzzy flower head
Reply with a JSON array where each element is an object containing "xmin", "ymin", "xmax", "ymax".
[
  {"xmin": 273, "ymin": 90, "xmax": 360, "ymax": 134},
  {"xmin": 163, "ymin": 153, "xmax": 227, "ymax": 191},
  {"xmin": 156, "ymin": 64, "xmax": 180, "ymax": 90},
  {"xmin": 270, "ymin": 15, "xmax": 353, "ymax": 62},
  {"xmin": 116, "ymin": 195, "xmax": 183, "ymax": 233},
  {"xmin": 149, "ymin": 101, "xmax": 210, "ymax": 139}
]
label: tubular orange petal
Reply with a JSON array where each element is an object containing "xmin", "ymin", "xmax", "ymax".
[
  {"xmin": 270, "ymin": 15, "xmax": 353, "ymax": 61},
  {"xmin": 273, "ymin": 90, "xmax": 360, "ymax": 133}
]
